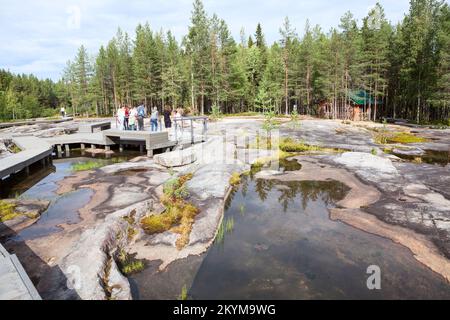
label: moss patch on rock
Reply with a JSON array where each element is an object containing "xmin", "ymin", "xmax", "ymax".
[
  {"xmin": 0, "ymin": 200, "xmax": 20, "ymax": 222},
  {"xmin": 140, "ymin": 173, "xmax": 200, "ymax": 250}
]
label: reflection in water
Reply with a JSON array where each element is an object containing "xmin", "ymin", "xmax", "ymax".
[
  {"xmin": 392, "ymin": 149, "xmax": 450, "ymax": 166},
  {"xmin": 189, "ymin": 175, "xmax": 450, "ymax": 299},
  {"xmin": 12, "ymin": 188, "xmax": 93, "ymax": 241},
  {"xmin": 1, "ymin": 150, "xmax": 141, "ymax": 199}
]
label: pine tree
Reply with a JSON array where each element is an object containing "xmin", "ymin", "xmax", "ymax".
[
  {"xmin": 186, "ymin": 0, "xmax": 211, "ymax": 114},
  {"xmin": 279, "ymin": 16, "xmax": 296, "ymax": 114}
]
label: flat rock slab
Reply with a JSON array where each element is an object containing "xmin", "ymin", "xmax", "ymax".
[
  {"xmin": 187, "ymin": 163, "xmax": 249, "ymax": 201},
  {"xmin": 153, "ymin": 149, "xmax": 197, "ymax": 167}
]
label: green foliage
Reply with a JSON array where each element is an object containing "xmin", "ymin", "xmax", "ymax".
[
  {"xmin": 290, "ymin": 106, "xmax": 300, "ymax": 129},
  {"xmin": 386, "ymin": 132, "xmax": 427, "ymax": 144},
  {"xmin": 0, "ymin": 200, "xmax": 19, "ymax": 222},
  {"xmin": 374, "ymin": 129, "xmax": 427, "ymax": 144},
  {"xmin": 141, "ymin": 173, "xmax": 199, "ymax": 250},
  {"xmin": 262, "ymin": 110, "xmax": 278, "ymax": 133},
  {"xmin": 179, "ymin": 285, "xmax": 188, "ymax": 300},
  {"xmin": 210, "ymin": 104, "xmax": 223, "ymax": 121},
  {"xmin": 279, "ymin": 137, "xmax": 321, "ymax": 152},
  {"xmin": 229, "ymin": 172, "xmax": 241, "ymax": 186},
  {"xmin": 116, "ymin": 249, "xmax": 145, "ymax": 275}
]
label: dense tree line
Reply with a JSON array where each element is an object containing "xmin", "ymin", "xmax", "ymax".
[
  {"xmin": 0, "ymin": 70, "xmax": 69, "ymax": 120},
  {"xmin": 1, "ymin": 0, "xmax": 449, "ymax": 123}
]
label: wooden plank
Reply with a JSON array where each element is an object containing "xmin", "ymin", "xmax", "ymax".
[{"xmin": 78, "ymin": 121, "xmax": 111, "ymax": 133}]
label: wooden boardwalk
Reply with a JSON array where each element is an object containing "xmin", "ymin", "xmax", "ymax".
[
  {"xmin": 0, "ymin": 244, "xmax": 41, "ymax": 300},
  {"xmin": 103, "ymin": 129, "xmax": 176, "ymax": 156},
  {"xmin": 0, "ymin": 136, "xmax": 53, "ymax": 180},
  {"xmin": 0, "ymin": 119, "xmax": 207, "ymax": 179}
]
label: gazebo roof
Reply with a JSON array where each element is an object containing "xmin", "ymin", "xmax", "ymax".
[{"xmin": 349, "ymin": 90, "xmax": 382, "ymax": 106}]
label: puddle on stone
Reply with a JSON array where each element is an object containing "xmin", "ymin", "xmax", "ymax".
[
  {"xmin": 392, "ymin": 149, "xmax": 450, "ymax": 166},
  {"xmin": 11, "ymin": 188, "xmax": 93, "ymax": 241},
  {"xmin": 0, "ymin": 151, "xmax": 141, "ymax": 199},
  {"xmin": 253, "ymin": 158, "xmax": 302, "ymax": 175},
  {"xmin": 186, "ymin": 175, "xmax": 450, "ymax": 299},
  {"xmin": 0, "ymin": 153, "xmax": 136, "ymax": 241}
]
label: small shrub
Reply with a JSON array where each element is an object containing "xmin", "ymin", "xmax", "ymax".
[
  {"xmin": 290, "ymin": 107, "xmax": 300, "ymax": 129},
  {"xmin": 162, "ymin": 173, "xmax": 193, "ymax": 202},
  {"xmin": 141, "ymin": 210, "xmax": 181, "ymax": 235},
  {"xmin": 229, "ymin": 172, "xmax": 241, "ymax": 186},
  {"xmin": 141, "ymin": 173, "xmax": 199, "ymax": 250},
  {"xmin": 121, "ymin": 260, "xmax": 145, "ymax": 275},
  {"xmin": 116, "ymin": 248, "xmax": 145, "ymax": 275},
  {"xmin": 122, "ymin": 209, "xmax": 136, "ymax": 225},
  {"xmin": 262, "ymin": 110, "xmax": 278, "ymax": 133},
  {"xmin": 127, "ymin": 226, "xmax": 137, "ymax": 240},
  {"xmin": 371, "ymin": 148, "xmax": 377, "ymax": 155},
  {"xmin": 210, "ymin": 104, "xmax": 223, "ymax": 121},
  {"xmin": 0, "ymin": 200, "xmax": 19, "ymax": 222}
]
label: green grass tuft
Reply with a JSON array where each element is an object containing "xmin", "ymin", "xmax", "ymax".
[{"xmin": 179, "ymin": 285, "xmax": 188, "ymax": 300}]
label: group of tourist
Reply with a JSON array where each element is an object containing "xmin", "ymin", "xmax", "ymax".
[{"xmin": 116, "ymin": 105, "xmax": 183, "ymax": 132}]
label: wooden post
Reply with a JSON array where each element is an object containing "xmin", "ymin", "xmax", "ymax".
[
  {"xmin": 119, "ymin": 144, "xmax": 124, "ymax": 153},
  {"xmin": 91, "ymin": 144, "xmax": 95, "ymax": 150},
  {"xmin": 80, "ymin": 143, "xmax": 85, "ymax": 150},
  {"xmin": 105, "ymin": 146, "xmax": 111, "ymax": 152},
  {"xmin": 65, "ymin": 144, "xmax": 70, "ymax": 157},
  {"xmin": 56, "ymin": 145, "xmax": 62, "ymax": 158},
  {"xmin": 147, "ymin": 149, "xmax": 153, "ymax": 157}
]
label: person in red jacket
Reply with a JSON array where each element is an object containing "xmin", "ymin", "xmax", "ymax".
[{"xmin": 124, "ymin": 105, "xmax": 130, "ymax": 130}]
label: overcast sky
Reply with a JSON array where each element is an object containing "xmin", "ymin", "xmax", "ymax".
[{"xmin": 0, "ymin": 0, "xmax": 412, "ymax": 81}]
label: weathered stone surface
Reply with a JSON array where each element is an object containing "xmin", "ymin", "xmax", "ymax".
[
  {"xmin": 186, "ymin": 163, "xmax": 249, "ymax": 201},
  {"xmin": 392, "ymin": 147, "xmax": 424, "ymax": 156},
  {"xmin": 99, "ymin": 160, "xmax": 160, "ymax": 175},
  {"xmin": 189, "ymin": 201, "xmax": 224, "ymax": 245},
  {"xmin": 153, "ymin": 149, "xmax": 197, "ymax": 167},
  {"xmin": 108, "ymin": 185, "xmax": 152, "ymax": 208},
  {"xmin": 335, "ymin": 152, "xmax": 398, "ymax": 175},
  {"xmin": 56, "ymin": 200, "xmax": 153, "ymax": 300}
]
